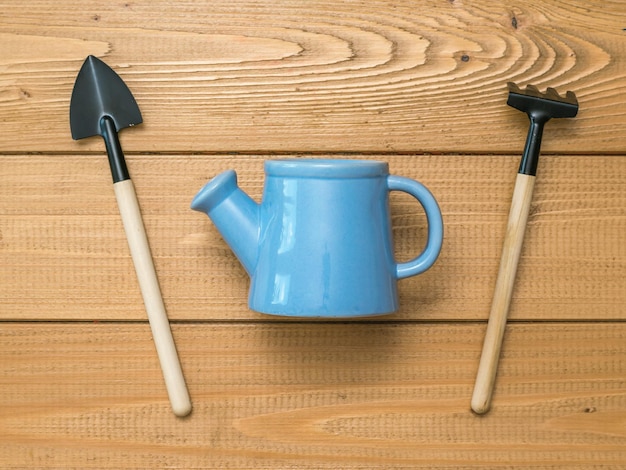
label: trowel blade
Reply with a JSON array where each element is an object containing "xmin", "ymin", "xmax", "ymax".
[{"xmin": 70, "ymin": 55, "xmax": 142, "ymax": 140}]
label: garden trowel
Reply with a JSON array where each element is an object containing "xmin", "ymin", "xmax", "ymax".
[{"xmin": 70, "ymin": 55, "xmax": 191, "ymax": 417}]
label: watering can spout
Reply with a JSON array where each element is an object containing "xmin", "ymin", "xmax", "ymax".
[{"xmin": 191, "ymin": 170, "xmax": 260, "ymax": 275}]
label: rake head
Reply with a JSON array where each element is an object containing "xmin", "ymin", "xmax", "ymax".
[{"xmin": 507, "ymin": 82, "xmax": 578, "ymax": 120}]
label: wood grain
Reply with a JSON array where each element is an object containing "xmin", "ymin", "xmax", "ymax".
[
  {"xmin": 2, "ymin": 1, "xmax": 626, "ymax": 467},
  {"xmin": 1, "ymin": 154, "xmax": 624, "ymax": 321},
  {"xmin": 1, "ymin": 322, "xmax": 625, "ymax": 469},
  {"xmin": 1, "ymin": 0, "xmax": 625, "ymax": 153}
]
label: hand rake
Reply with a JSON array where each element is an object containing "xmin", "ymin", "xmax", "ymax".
[{"xmin": 471, "ymin": 82, "xmax": 578, "ymax": 415}]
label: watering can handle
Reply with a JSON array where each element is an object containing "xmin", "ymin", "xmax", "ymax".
[{"xmin": 387, "ymin": 176, "xmax": 444, "ymax": 279}]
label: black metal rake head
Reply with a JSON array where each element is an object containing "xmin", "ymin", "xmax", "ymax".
[
  {"xmin": 506, "ymin": 82, "xmax": 579, "ymax": 176},
  {"xmin": 507, "ymin": 82, "xmax": 578, "ymax": 121}
]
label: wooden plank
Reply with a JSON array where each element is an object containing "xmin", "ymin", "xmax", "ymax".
[
  {"xmin": 0, "ymin": 322, "xmax": 624, "ymax": 468},
  {"xmin": 2, "ymin": 154, "xmax": 624, "ymax": 321},
  {"xmin": 0, "ymin": 0, "xmax": 625, "ymax": 153}
]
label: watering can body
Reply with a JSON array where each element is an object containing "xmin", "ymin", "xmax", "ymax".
[{"xmin": 191, "ymin": 159, "xmax": 443, "ymax": 317}]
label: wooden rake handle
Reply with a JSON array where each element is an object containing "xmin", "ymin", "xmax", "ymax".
[
  {"xmin": 114, "ymin": 179, "xmax": 192, "ymax": 417},
  {"xmin": 471, "ymin": 173, "xmax": 536, "ymax": 414}
]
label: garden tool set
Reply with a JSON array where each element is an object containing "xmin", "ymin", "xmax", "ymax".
[{"xmin": 68, "ymin": 55, "xmax": 578, "ymax": 417}]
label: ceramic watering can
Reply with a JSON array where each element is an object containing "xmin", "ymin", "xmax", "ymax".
[{"xmin": 191, "ymin": 159, "xmax": 443, "ymax": 317}]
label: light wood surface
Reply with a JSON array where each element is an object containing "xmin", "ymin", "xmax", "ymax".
[
  {"xmin": 2, "ymin": 154, "xmax": 623, "ymax": 322},
  {"xmin": 1, "ymin": 323, "xmax": 626, "ymax": 468},
  {"xmin": 1, "ymin": 0, "xmax": 625, "ymax": 468},
  {"xmin": 1, "ymin": 0, "xmax": 625, "ymax": 154}
]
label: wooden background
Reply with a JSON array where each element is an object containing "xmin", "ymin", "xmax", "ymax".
[{"xmin": 1, "ymin": 1, "xmax": 625, "ymax": 467}]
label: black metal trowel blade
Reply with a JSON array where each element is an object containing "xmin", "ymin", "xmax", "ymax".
[{"xmin": 70, "ymin": 55, "xmax": 142, "ymax": 140}]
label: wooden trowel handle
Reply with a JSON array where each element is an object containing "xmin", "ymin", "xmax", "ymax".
[
  {"xmin": 114, "ymin": 179, "xmax": 192, "ymax": 417},
  {"xmin": 471, "ymin": 173, "xmax": 536, "ymax": 415}
]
